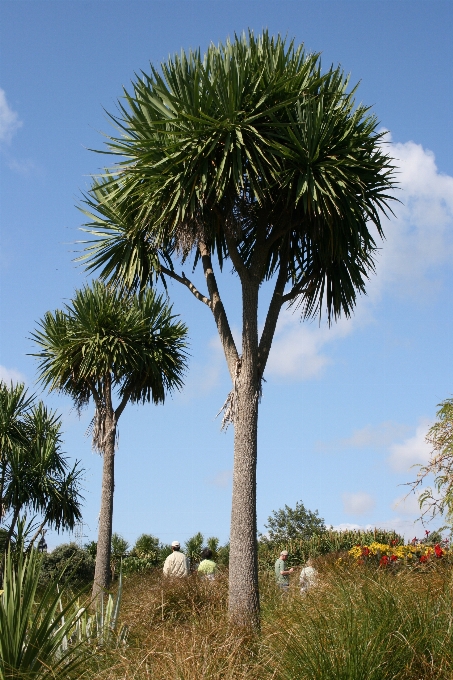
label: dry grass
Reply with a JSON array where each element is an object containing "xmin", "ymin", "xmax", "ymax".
[
  {"xmin": 85, "ymin": 570, "xmax": 275, "ymax": 680},
  {"xmin": 82, "ymin": 559, "xmax": 453, "ymax": 680}
]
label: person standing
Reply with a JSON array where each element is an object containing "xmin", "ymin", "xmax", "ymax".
[
  {"xmin": 299, "ymin": 557, "xmax": 318, "ymax": 594},
  {"xmin": 163, "ymin": 540, "xmax": 190, "ymax": 577},
  {"xmin": 197, "ymin": 548, "xmax": 217, "ymax": 580},
  {"xmin": 275, "ymin": 550, "xmax": 294, "ymax": 590}
]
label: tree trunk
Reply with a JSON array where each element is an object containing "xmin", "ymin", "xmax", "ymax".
[
  {"xmin": 228, "ymin": 281, "xmax": 260, "ymax": 627},
  {"xmin": 92, "ymin": 408, "xmax": 116, "ymax": 600}
]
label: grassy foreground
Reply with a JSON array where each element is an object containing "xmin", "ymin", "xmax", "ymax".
[{"xmin": 84, "ymin": 557, "xmax": 453, "ymax": 680}]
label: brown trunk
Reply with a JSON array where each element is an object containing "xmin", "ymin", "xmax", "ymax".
[
  {"xmin": 228, "ymin": 281, "xmax": 260, "ymax": 627},
  {"xmin": 92, "ymin": 406, "xmax": 116, "ymax": 600}
]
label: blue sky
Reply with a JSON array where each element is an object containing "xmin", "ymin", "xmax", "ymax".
[{"xmin": 0, "ymin": 1, "xmax": 452, "ymax": 549}]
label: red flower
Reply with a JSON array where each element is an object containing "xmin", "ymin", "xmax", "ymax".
[
  {"xmin": 390, "ymin": 554, "xmax": 398, "ymax": 562},
  {"xmin": 380, "ymin": 555, "xmax": 389, "ymax": 566},
  {"xmin": 425, "ymin": 530, "xmax": 430, "ymax": 537},
  {"xmin": 434, "ymin": 544, "xmax": 444, "ymax": 558},
  {"xmin": 362, "ymin": 547, "xmax": 370, "ymax": 557},
  {"xmin": 419, "ymin": 555, "xmax": 428, "ymax": 563},
  {"xmin": 391, "ymin": 539, "xmax": 398, "ymax": 546}
]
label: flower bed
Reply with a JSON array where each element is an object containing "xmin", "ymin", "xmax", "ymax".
[{"xmin": 348, "ymin": 537, "xmax": 449, "ymax": 568}]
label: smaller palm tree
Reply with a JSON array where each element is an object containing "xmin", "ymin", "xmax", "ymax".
[
  {"xmin": 32, "ymin": 281, "xmax": 188, "ymax": 597},
  {"xmin": 0, "ymin": 382, "xmax": 83, "ymax": 551}
]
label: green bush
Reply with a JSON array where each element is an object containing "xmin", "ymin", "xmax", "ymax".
[{"xmin": 39, "ymin": 542, "xmax": 94, "ymax": 589}]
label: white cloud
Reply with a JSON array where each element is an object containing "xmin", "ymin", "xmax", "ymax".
[
  {"xmin": 7, "ymin": 157, "xmax": 40, "ymax": 176},
  {"xmin": 342, "ymin": 492, "xmax": 376, "ymax": 516},
  {"xmin": 208, "ymin": 469, "xmax": 232, "ymax": 488},
  {"xmin": 370, "ymin": 136, "xmax": 453, "ymax": 302},
  {"xmin": 266, "ymin": 311, "xmax": 352, "ymax": 381},
  {"xmin": 0, "ymin": 365, "xmax": 26, "ymax": 385},
  {"xmin": 388, "ymin": 421, "xmax": 431, "ymax": 473},
  {"xmin": 0, "ymin": 89, "xmax": 22, "ymax": 143},
  {"xmin": 317, "ymin": 421, "xmax": 411, "ymax": 451},
  {"xmin": 265, "ymin": 138, "xmax": 453, "ymax": 381}
]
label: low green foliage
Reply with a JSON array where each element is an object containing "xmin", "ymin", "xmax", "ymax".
[{"xmin": 0, "ymin": 546, "xmax": 89, "ymax": 679}]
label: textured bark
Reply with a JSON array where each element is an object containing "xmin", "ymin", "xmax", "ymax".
[
  {"xmin": 92, "ymin": 398, "xmax": 116, "ymax": 600},
  {"xmin": 228, "ymin": 281, "xmax": 261, "ymax": 627}
]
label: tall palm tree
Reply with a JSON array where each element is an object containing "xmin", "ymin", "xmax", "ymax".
[
  {"xmin": 79, "ymin": 32, "xmax": 397, "ymax": 623},
  {"xmin": 0, "ymin": 382, "xmax": 83, "ymax": 551},
  {"xmin": 32, "ymin": 281, "xmax": 188, "ymax": 597}
]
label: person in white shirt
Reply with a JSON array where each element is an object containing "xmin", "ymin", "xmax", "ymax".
[
  {"xmin": 163, "ymin": 541, "xmax": 190, "ymax": 577},
  {"xmin": 299, "ymin": 557, "xmax": 318, "ymax": 594}
]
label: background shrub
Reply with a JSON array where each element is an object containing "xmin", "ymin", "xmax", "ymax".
[{"xmin": 38, "ymin": 542, "xmax": 94, "ymax": 588}]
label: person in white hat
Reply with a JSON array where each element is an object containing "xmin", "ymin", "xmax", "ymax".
[
  {"xmin": 163, "ymin": 541, "xmax": 190, "ymax": 577},
  {"xmin": 275, "ymin": 550, "xmax": 294, "ymax": 590}
]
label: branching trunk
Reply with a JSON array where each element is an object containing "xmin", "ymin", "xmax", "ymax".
[
  {"xmin": 199, "ymin": 241, "xmax": 239, "ymax": 380},
  {"xmin": 92, "ymin": 377, "xmax": 117, "ymax": 600},
  {"xmin": 169, "ymin": 245, "xmax": 290, "ymax": 626},
  {"xmin": 28, "ymin": 519, "xmax": 48, "ymax": 549}
]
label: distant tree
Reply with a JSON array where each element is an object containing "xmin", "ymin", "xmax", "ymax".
[
  {"xmin": 132, "ymin": 533, "xmax": 160, "ymax": 558},
  {"xmin": 110, "ymin": 533, "xmax": 129, "ymax": 580},
  {"xmin": 111, "ymin": 533, "xmax": 129, "ymax": 556},
  {"xmin": 184, "ymin": 532, "xmax": 204, "ymax": 567},
  {"xmin": 0, "ymin": 382, "xmax": 83, "ymax": 551},
  {"xmin": 84, "ymin": 540, "xmax": 97, "ymax": 559},
  {"xmin": 263, "ymin": 500, "xmax": 326, "ymax": 542},
  {"xmin": 32, "ymin": 282, "xmax": 188, "ymax": 598},
  {"xmin": 409, "ymin": 398, "xmax": 453, "ymax": 527},
  {"xmin": 217, "ymin": 542, "xmax": 230, "ymax": 567},
  {"xmin": 206, "ymin": 536, "xmax": 220, "ymax": 561}
]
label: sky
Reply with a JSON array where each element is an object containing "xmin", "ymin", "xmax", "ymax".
[{"xmin": 0, "ymin": 1, "xmax": 452, "ymax": 550}]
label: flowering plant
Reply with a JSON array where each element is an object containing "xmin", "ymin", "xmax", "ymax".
[{"xmin": 348, "ymin": 539, "xmax": 449, "ymax": 567}]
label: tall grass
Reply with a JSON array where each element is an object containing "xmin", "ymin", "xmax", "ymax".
[
  {"xmin": 270, "ymin": 559, "xmax": 453, "ymax": 680},
  {"xmin": 80, "ymin": 558, "xmax": 453, "ymax": 680}
]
